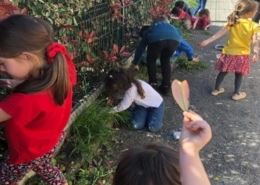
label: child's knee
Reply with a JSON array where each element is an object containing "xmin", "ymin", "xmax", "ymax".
[
  {"xmin": 148, "ymin": 125, "xmax": 162, "ymax": 132},
  {"xmin": 148, "ymin": 120, "xmax": 163, "ymax": 132},
  {"xmin": 132, "ymin": 121, "xmax": 145, "ymax": 130}
]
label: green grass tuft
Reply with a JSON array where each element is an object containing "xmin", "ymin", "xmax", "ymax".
[
  {"xmin": 175, "ymin": 56, "xmax": 208, "ymax": 70},
  {"xmin": 70, "ymin": 99, "xmax": 130, "ymax": 160}
]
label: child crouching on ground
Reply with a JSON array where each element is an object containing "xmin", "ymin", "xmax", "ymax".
[
  {"xmin": 193, "ymin": 9, "xmax": 211, "ymax": 30},
  {"xmin": 171, "ymin": 7, "xmax": 196, "ymax": 30},
  {"xmin": 105, "ymin": 68, "xmax": 165, "ymax": 132}
]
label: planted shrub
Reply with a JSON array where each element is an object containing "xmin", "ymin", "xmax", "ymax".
[{"xmin": 69, "ymin": 99, "xmax": 130, "ymax": 161}]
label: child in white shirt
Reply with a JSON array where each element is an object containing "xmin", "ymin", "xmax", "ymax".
[{"xmin": 105, "ymin": 68, "xmax": 165, "ymax": 132}]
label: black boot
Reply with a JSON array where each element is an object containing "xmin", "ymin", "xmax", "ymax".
[{"xmin": 158, "ymin": 85, "xmax": 170, "ymax": 96}]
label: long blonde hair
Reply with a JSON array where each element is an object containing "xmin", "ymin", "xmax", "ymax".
[{"xmin": 227, "ymin": 0, "xmax": 258, "ymax": 26}]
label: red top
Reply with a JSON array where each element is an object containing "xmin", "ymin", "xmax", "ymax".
[
  {"xmin": 0, "ymin": 56, "xmax": 76, "ymax": 164},
  {"xmin": 196, "ymin": 17, "xmax": 211, "ymax": 28},
  {"xmin": 178, "ymin": 9, "xmax": 192, "ymax": 21}
]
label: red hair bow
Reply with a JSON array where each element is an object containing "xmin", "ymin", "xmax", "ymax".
[{"xmin": 46, "ymin": 43, "xmax": 67, "ymax": 63}]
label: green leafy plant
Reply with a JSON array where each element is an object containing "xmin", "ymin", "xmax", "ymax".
[
  {"xmin": 69, "ymin": 167, "xmax": 114, "ymax": 185},
  {"xmin": 175, "ymin": 56, "xmax": 208, "ymax": 70},
  {"xmin": 69, "ymin": 99, "xmax": 130, "ymax": 160},
  {"xmin": 184, "ymin": 0, "xmax": 197, "ymax": 9},
  {"xmin": 150, "ymin": 0, "xmax": 173, "ymax": 17}
]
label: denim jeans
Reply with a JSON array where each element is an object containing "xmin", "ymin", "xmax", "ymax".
[
  {"xmin": 131, "ymin": 101, "xmax": 165, "ymax": 132},
  {"xmin": 192, "ymin": 0, "xmax": 208, "ymax": 16}
]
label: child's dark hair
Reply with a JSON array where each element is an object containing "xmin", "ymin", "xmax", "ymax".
[
  {"xmin": 113, "ymin": 143, "xmax": 181, "ymax": 185},
  {"xmin": 104, "ymin": 68, "xmax": 145, "ymax": 104},
  {"xmin": 198, "ymin": 9, "xmax": 210, "ymax": 18},
  {"xmin": 227, "ymin": 0, "xmax": 258, "ymax": 26},
  {"xmin": 0, "ymin": 15, "xmax": 70, "ymax": 106},
  {"xmin": 175, "ymin": 1, "xmax": 185, "ymax": 9},
  {"xmin": 171, "ymin": 7, "xmax": 182, "ymax": 17}
]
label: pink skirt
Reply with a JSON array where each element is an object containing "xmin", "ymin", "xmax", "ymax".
[{"xmin": 215, "ymin": 54, "xmax": 250, "ymax": 75}]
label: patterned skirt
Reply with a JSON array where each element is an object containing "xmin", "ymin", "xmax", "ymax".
[{"xmin": 215, "ymin": 54, "xmax": 250, "ymax": 75}]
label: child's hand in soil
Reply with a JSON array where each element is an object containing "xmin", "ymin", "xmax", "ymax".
[
  {"xmin": 134, "ymin": 65, "xmax": 139, "ymax": 71},
  {"xmin": 180, "ymin": 110, "xmax": 212, "ymax": 153},
  {"xmin": 106, "ymin": 98, "xmax": 114, "ymax": 106}
]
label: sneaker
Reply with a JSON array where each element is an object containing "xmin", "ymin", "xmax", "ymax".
[
  {"xmin": 232, "ymin": 92, "xmax": 246, "ymax": 100},
  {"xmin": 211, "ymin": 88, "xmax": 225, "ymax": 96}
]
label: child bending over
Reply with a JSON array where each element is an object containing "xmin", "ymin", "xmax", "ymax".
[
  {"xmin": 171, "ymin": 7, "xmax": 196, "ymax": 30},
  {"xmin": 133, "ymin": 16, "xmax": 181, "ymax": 95},
  {"xmin": 200, "ymin": 0, "xmax": 259, "ymax": 100},
  {"xmin": 135, "ymin": 25, "xmax": 199, "ymax": 72},
  {"xmin": 175, "ymin": 0, "xmax": 193, "ymax": 17},
  {"xmin": 113, "ymin": 111, "xmax": 212, "ymax": 185},
  {"xmin": 0, "ymin": 15, "xmax": 76, "ymax": 184},
  {"xmin": 105, "ymin": 68, "xmax": 164, "ymax": 132},
  {"xmin": 193, "ymin": 9, "xmax": 211, "ymax": 30}
]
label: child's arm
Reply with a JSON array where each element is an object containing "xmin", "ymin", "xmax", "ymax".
[
  {"xmin": 179, "ymin": 39, "xmax": 194, "ymax": 61},
  {"xmin": 179, "ymin": 111, "xmax": 212, "ymax": 185},
  {"xmin": 110, "ymin": 85, "xmax": 137, "ymax": 113},
  {"xmin": 205, "ymin": 22, "xmax": 211, "ymax": 30},
  {"xmin": 199, "ymin": 26, "xmax": 228, "ymax": 47},
  {"xmin": 252, "ymin": 33, "xmax": 259, "ymax": 63},
  {"xmin": 134, "ymin": 38, "xmax": 148, "ymax": 65},
  {"xmin": 170, "ymin": 15, "xmax": 180, "ymax": 20},
  {"xmin": 192, "ymin": 18, "xmax": 199, "ymax": 29},
  {"xmin": 0, "ymin": 108, "xmax": 12, "ymax": 122}
]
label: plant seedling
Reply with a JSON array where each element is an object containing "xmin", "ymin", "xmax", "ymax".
[{"xmin": 171, "ymin": 79, "xmax": 190, "ymax": 111}]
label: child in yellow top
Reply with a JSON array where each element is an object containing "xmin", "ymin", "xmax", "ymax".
[{"xmin": 200, "ymin": 0, "xmax": 259, "ymax": 101}]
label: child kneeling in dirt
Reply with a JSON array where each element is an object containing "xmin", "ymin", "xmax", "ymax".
[
  {"xmin": 193, "ymin": 9, "xmax": 211, "ymax": 30},
  {"xmin": 105, "ymin": 68, "xmax": 165, "ymax": 132},
  {"xmin": 170, "ymin": 7, "xmax": 196, "ymax": 30}
]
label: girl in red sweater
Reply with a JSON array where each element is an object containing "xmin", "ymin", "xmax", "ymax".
[
  {"xmin": 192, "ymin": 9, "xmax": 211, "ymax": 30},
  {"xmin": 0, "ymin": 15, "xmax": 76, "ymax": 185}
]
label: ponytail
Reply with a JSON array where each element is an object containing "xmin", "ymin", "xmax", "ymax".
[
  {"xmin": 14, "ymin": 44, "xmax": 71, "ymax": 106},
  {"xmin": 227, "ymin": 0, "xmax": 258, "ymax": 27},
  {"xmin": 227, "ymin": 10, "xmax": 240, "ymax": 26},
  {"xmin": 50, "ymin": 53, "xmax": 70, "ymax": 105}
]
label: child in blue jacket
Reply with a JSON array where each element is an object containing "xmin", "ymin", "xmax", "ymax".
[
  {"xmin": 133, "ymin": 16, "xmax": 181, "ymax": 95},
  {"xmin": 135, "ymin": 25, "xmax": 199, "ymax": 72}
]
